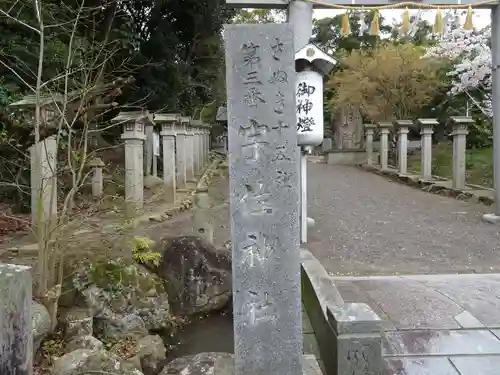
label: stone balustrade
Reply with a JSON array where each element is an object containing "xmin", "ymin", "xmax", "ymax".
[
  {"xmin": 23, "ymin": 107, "xmax": 211, "ymax": 231},
  {"xmin": 365, "ymin": 117, "xmax": 475, "ymax": 191}
]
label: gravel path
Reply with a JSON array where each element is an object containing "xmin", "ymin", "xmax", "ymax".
[{"xmin": 307, "ymin": 163, "xmax": 500, "ymax": 276}]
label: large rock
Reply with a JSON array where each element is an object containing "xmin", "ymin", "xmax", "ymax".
[
  {"xmin": 32, "ymin": 300, "xmax": 51, "ymax": 353},
  {"xmin": 125, "ymin": 334, "xmax": 166, "ymax": 375},
  {"xmin": 153, "ymin": 236, "xmax": 232, "ymax": 315},
  {"xmin": 53, "ymin": 349, "xmax": 143, "ymax": 375},
  {"xmin": 72, "ymin": 259, "xmax": 171, "ymax": 339},
  {"xmin": 159, "ymin": 352, "xmax": 232, "ymax": 375}
]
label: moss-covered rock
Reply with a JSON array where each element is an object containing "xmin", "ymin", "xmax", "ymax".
[{"xmin": 72, "ymin": 258, "xmax": 172, "ymax": 339}]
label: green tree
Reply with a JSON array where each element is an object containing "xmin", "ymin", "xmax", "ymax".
[
  {"xmin": 232, "ymin": 8, "xmax": 286, "ymax": 23},
  {"xmin": 327, "ymin": 42, "xmax": 445, "ymax": 121}
]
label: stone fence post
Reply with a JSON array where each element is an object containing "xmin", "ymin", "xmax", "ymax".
[
  {"xmin": 417, "ymin": 118, "xmax": 437, "ymax": 181},
  {"xmin": 0, "ymin": 263, "xmax": 33, "ymax": 375},
  {"xmin": 378, "ymin": 122, "xmax": 393, "ymax": 170},
  {"xmin": 449, "ymin": 116, "xmax": 473, "ymax": 189},
  {"xmin": 394, "ymin": 120, "xmax": 414, "ymax": 175},
  {"xmin": 113, "ymin": 111, "xmax": 152, "ymax": 213},
  {"xmin": 29, "ymin": 136, "xmax": 58, "ymax": 238},
  {"xmin": 121, "ymin": 120, "xmax": 147, "ymax": 212},
  {"xmin": 159, "ymin": 117, "xmax": 178, "ymax": 203},
  {"xmin": 145, "ymin": 123, "xmax": 154, "ymax": 176},
  {"xmin": 183, "ymin": 117, "xmax": 195, "ymax": 182},
  {"xmin": 191, "ymin": 119, "xmax": 202, "ymax": 175},
  {"xmin": 364, "ymin": 124, "xmax": 376, "ymax": 165},
  {"xmin": 155, "ymin": 113, "xmax": 182, "ymax": 191},
  {"xmin": 175, "ymin": 118, "xmax": 187, "ymax": 189},
  {"xmin": 152, "ymin": 126, "xmax": 159, "ymax": 177},
  {"xmin": 88, "ymin": 157, "xmax": 105, "ymax": 198},
  {"xmin": 202, "ymin": 124, "xmax": 211, "ymax": 166}
]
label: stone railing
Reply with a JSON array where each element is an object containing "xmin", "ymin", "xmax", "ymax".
[
  {"xmin": 300, "ymin": 249, "xmax": 383, "ymax": 375},
  {"xmin": 27, "ymin": 111, "xmax": 215, "ymax": 233},
  {"xmin": 363, "ymin": 117, "xmax": 474, "ymax": 189}
]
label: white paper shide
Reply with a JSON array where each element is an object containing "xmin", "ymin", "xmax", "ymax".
[{"xmin": 296, "ymin": 70, "xmax": 323, "ymax": 146}]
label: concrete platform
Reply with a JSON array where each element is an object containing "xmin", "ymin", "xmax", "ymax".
[{"xmin": 332, "ymin": 274, "xmax": 500, "ymax": 375}]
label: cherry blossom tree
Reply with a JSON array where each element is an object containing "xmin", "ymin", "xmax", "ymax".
[{"xmin": 425, "ymin": 26, "xmax": 492, "ymax": 117}]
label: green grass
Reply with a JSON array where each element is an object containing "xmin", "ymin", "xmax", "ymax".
[{"xmin": 408, "ymin": 143, "xmax": 493, "ymax": 187}]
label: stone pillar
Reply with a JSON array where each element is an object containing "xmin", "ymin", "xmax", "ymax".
[
  {"xmin": 394, "ymin": 120, "xmax": 413, "ymax": 175},
  {"xmin": 199, "ymin": 128, "xmax": 204, "ymax": 170},
  {"xmin": 121, "ymin": 121, "xmax": 146, "ymax": 212},
  {"xmin": 160, "ymin": 123, "xmax": 177, "ymax": 202},
  {"xmin": 184, "ymin": 118, "xmax": 195, "ymax": 182},
  {"xmin": 175, "ymin": 122, "xmax": 187, "ymax": 189},
  {"xmin": 191, "ymin": 120, "xmax": 202, "ymax": 175},
  {"xmin": 29, "ymin": 136, "xmax": 57, "ymax": 237},
  {"xmin": 201, "ymin": 125, "xmax": 208, "ymax": 167},
  {"xmin": 450, "ymin": 116, "xmax": 473, "ymax": 189},
  {"xmin": 89, "ymin": 157, "xmax": 105, "ymax": 198},
  {"xmin": 205, "ymin": 125, "xmax": 212, "ymax": 162},
  {"xmin": 194, "ymin": 128, "xmax": 201, "ymax": 175},
  {"xmin": 152, "ymin": 129, "xmax": 159, "ymax": 177},
  {"xmin": 378, "ymin": 122, "xmax": 392, "ymax": 170},
  {"xmin": 417, "ymin": 118, "xmax": 437, "ymax": 181},
  {"xmin": 364, "ymin": 124, "xmax": 376, "ymax": 165},
  {"xmin": 145, "ymin": 124, "xmax": 154, "ymax": 176},
  {"xmin": 192, "ymin": 187, "xmax": 214, "ymax": 244},
  {"xmin": 0, "ymin": 263, "xmax": 32, "ymax": 375}
]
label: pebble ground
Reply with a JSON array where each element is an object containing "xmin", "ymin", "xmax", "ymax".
[{"xmin": 307, "ymin": 163, "xmax": 500, "ymax": 276}]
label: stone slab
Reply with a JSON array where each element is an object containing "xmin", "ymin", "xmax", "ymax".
[
  {"xmin": 352, "ymin": 278, "xmax": 463, "ymax": 330},
  {"xmin": 214, "ymin": 355, "xmax": 323, "ymax": 375},
  {"xmin": 384, "ymin": 330, "xmax": 500, "ymax": 356},
  {"xmin": 449, "ymin": 356, "xmax": 500, "ymax": 375},
  {"xmin": 490, "ymin": 329, "xmax": 500, "ymax": 340},
  {"xmin": 224, "ymin": 23, "xmax": 301, "ymax": 375},
  {"xmin": 404, "ymin": 275, "xmax": 500, "ymax": 328},
  {"xmin": 383, "ymin": 357, "xmax": 459, "ymax": 375},
  {"xmin": 331, "ymin": 275, "xmax": 500, "ymax": 331},
  {"xmin": 453, "ymin": 310, "xmax": 485, "ymax": 329}
]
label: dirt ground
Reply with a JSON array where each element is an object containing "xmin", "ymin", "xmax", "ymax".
[{"xmin": 0, "ymin": 169, "xmax": 231, "ymax": 270}]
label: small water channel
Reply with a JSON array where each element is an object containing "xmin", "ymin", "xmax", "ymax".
[{"xmin": 165, "ymin": 306, "xmax": 234, "ymax": 361}]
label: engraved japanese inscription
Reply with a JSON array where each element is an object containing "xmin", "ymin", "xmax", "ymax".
[
  {"xmin": 224, "ymin": 23, "xmax": 301, "ymax": 375},
  {"xmin": 346, "ymin": 345, "xmax": 371, "ymax": 375}
]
